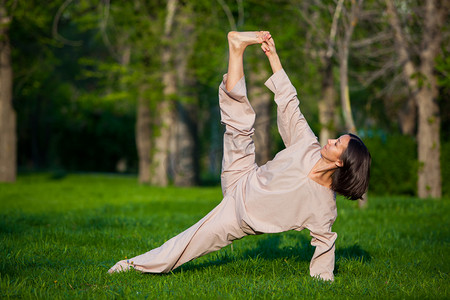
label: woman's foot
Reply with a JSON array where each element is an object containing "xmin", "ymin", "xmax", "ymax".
[
  {"xmin": 227, "ymin": 31, "xmax": 271, "ymax": 53},
  {"xmin": 108, "ymin": 260, "xmax": 134, "ymax": 274},
  {"xmin": 225, "ymin": 31, "xmax": 270, "ymax": 91}
]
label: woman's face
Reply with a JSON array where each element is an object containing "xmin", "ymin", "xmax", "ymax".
[{"xmin": 320, "ymin": 134, "xmax": 351, "ymax": 166}]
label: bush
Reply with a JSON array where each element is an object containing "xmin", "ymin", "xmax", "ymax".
[{"xmin": 364, "ymin": 135, "xmax": 418, "ymax": 196}]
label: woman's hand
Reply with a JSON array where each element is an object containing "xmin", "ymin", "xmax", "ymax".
[
  {"xmin": 262, "ymin": 37, "xmax": 282, "ymax": 73},
  {"xmin": 261, "ymin": 37, "xmax": 277, "ymax": 57}
]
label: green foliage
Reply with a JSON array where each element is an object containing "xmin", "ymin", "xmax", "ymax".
[
  {"xmin": 364, "ymin": 134, "xmax": 418, "ymax": 196},
  {"xmin": 364, "ymin": 134, "xmax": 450, "ymax": 197},
  {"xmin": 7, "ymin": 0, "xmax": 449, "ymax": 195},
  {"xmin": 0, "ymin": 174, "xmax": 449, "ymax": 298},
  {"xmin": 436, "ymin": 54, "xmax": 450, "ymax": 91},
  {"xmin": 442, "ymin": 140, "xmax": 450, "ymax": 197}
]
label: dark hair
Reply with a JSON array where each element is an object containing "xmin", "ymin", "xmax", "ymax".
[{"xmin": 331, "ymin": 133, "xmax": 371, "ymax": 200}]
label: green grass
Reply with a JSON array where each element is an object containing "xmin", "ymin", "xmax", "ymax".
[{"xmin": 1, "ymin": 173, "xmax": 449, "ymax": 299}]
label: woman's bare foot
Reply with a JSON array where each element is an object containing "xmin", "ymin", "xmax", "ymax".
[
  {"xmin": 225, "ymin": 31, "xmax": 270, "ymax": 91},
  {"xmin": 227, "ymin": 31, "xmax": 271, "ymax": 53},
  {"xmin": 108, "ymin": 260, "xmax": 133, "ymax": 274}
]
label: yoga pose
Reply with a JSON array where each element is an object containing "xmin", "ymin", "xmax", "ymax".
[{"xmin": 108, "ymin": 31, "xmax": 371, "ymax": 281}]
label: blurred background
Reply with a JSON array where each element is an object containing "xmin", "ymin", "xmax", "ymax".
[{"xmin": 1, "ymin": 0, "xmax": 449, "ymax": 198}]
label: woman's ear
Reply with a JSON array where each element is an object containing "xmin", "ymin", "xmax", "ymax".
[{"xmin": 335, "ymin": 159, "xmax": 343, "ymax": 168}]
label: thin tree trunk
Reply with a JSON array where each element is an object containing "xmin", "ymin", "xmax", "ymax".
[
  {"xmin": 249, "ymin": 60, "xmax": 271, "ymax": 166},
  {"xmin": 337, "ymin": 0, "xmax": 362, "ymax": 135},
  {"xmin": 385, "ymin": 0, "xmax": 419, "ymax": 138},
  {"xmin": 319, "ymin": 59, "xmax": 337, "ymax": 145},
  {"xmin": 318, "ymin": 0, "xmax": 343, "ymax": 146},
  {"xmin": 0, "ymin": 4, "xmax": 16, "ymax": 182},
  {"xmin": 136, "ymin": 87, "xmax": 152, "ymax": 183},
  {"xmin": 340, "ymin": 47, "xmax": 364, "ymax": 216},
  {"xmin": 339, "ymin": 54, "xmax": 356, "ymax": 134},
  {"xmin": 149, "ymin": 0, "xmax": 178, "ymax": 186},
  {"xmin": 337, "ymin": 0, "xmax": 364, "ymax": 206}
]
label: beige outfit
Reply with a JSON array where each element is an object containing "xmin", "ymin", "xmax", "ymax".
[{"xmin": 109, "ymin": 69, "xmax": 337, "ymax": 281}]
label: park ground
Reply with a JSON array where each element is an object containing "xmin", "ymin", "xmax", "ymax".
[{"xmin": 0, "ymin": 173, "xmax": 449, "ymax": 299}]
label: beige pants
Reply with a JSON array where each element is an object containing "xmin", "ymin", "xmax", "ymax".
[
  {"xmin": 108, "ymin": 74, "xmax": 257, "ymax": 274},
  {"xmin": 114, "ymin": 195, "xmax": 248, "ymax": 273}
]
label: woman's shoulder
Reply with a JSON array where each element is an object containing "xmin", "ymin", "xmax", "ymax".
[{"xmin": 307, "ymin": 178, "xmax": 337, "ymax": 214}]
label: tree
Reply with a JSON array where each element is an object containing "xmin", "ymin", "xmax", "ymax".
[
  {"xmin": 148, "ymin": 0, "xmax": 177, "ymax": 186},
  {"xmin": 297, "ymin": 0, "xmax": 344, "ymax": 146},
  {"xmin": 385, "ymin": 0, "xmax": 447, "ymax": 198},
  {"xmin": 171, "ymin": 1, "xmax": 198, "ymax": 186},
  {"xmin": 318, "ymin": 0, "xmax": 343, "ymax": 145},
  {"xmin": 0, "ymin": 0, "xmax": 16, "ymax": 182},
  {"xmin": 146, "ymin": 0, "xmax": 199, "ymax": 186},
  {"xmin": 336, "ymin": 0, "xmax": 366, "ymax": 207},
  {"xmin": 336, "ymin": 0, "xmax": 363, "ymax": 134}
]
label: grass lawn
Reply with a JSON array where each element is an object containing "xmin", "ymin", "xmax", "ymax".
[{"xmin": 1, "ymin": 173, "xmax": 449, "ymax": 299}]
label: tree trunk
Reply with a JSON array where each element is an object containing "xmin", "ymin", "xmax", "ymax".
[
  {"xmin": 339, "ymin": 54, "xmax": 356, "ymax": 134},
  {"xmin": 149, "ymin": 0, "xmax": 178, "ymax": 186},
  {"xmin": 171, "ymin": 3, "xmax": 197, "ymax": 186},
  {"xmin": 136, "ymin": 88, "xmax": 152, "ymax": 183},
  {"xmin": 416, "ymin": 0, "xmax": 443, "ymax": 198},
  {"xmin": 416, "ymin": 85, "xmax": 441, "ymax": 198},
  {"xmin": 337, "ymin": 0, "xmax": 362, "ymax": 135},
  {"xmin": 337, "ymin": 0, "xmax": 364, "ymax": 206},
  {"xmin": 0, "ymin": 4, "xmax": 16, "ymax": 182},
  {"xmin": 249, "ymin": 61, "xmax": 272, "ymax": 166},
  {"xmin": 318, "ymin": 0, "xmax": 343, "ymax": 146},
  {"xmin": 150, "ymin": 68, "xmax": 175, "ymax": 186},
  {"xmin": 385, "ymin": 0, "xmax": 444, "ymax": 198},
  {"xmin": 318, "ymin": 59, "xmax": 337, "ymax": 145}
]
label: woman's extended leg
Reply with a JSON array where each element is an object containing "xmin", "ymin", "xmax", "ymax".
[
  {"xmin": 108, "ymin": 193, "xmax": 246, "ymax": 274},
  {"xmin": 220, "ymin": 31, "xmax": 271, "ymax": 194}
]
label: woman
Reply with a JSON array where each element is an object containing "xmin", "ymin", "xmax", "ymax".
[{"xmin": 108, "ymin": 31, "xmax": 371, "ymax": 281}]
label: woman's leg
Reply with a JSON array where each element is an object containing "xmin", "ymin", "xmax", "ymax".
[
  {"xmin": 108, "ymin": 195, "xmax": 246, "ymax": 274},
  {"xmin": 220, "ymin": 32, "xmax": 271, "ymax": 194}
]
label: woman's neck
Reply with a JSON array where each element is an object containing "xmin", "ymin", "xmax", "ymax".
[{"xmin": 308, "ymin": 158, "xmax": 338, "ymax": 188}]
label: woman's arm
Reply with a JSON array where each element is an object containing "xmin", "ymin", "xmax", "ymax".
[
  {"xmin": 309, "ymin": 229, "xmax": 337, "ymax": 281},
  {"xmin": 261, "ymin": 37, "xmax": 283, "ymax": 74},
  {"xmin": 262, "ymin": 38, "xmax": 317, "ymax": 148}
]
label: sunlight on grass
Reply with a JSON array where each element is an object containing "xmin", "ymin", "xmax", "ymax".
[{"xmin": 1, "ymin": 174, "xmax": 449, "ymax": 298}]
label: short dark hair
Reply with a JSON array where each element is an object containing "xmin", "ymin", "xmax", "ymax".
[{"xmin": 331, "ymin": 133, "xmax": 371, "ymax": 200}]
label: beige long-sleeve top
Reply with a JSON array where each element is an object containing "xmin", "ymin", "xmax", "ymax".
[{"xmin": 219, "ymin": 69, "xmax": 337, "ymax": 281}]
